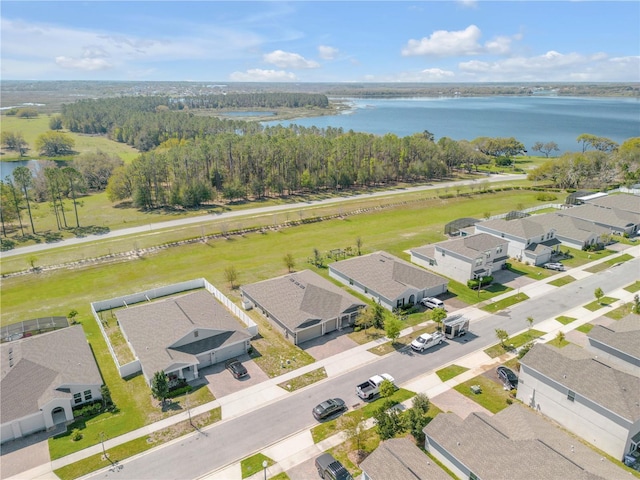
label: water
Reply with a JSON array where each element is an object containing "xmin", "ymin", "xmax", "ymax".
[{"xmin": 264, "ymin": 96, "xmax": 640, "ymax": 154}]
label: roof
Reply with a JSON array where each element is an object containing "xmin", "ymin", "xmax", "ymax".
[
  {"xmin": 116, "ymin": 289, "xmax": 251, "ymax": 377},
  {"xmin": 329, "ymin": 251, "xmax": 447, "ymax": 300},
  {"xmin": 424, "ymin": 404, "xmax": 629, "ymax": 480},
  {"xmin": 529, "ymin": 212, "xmax": 610, "ymax": 242},
  {"xmin": 477, "ymin": 217, "xmax": 550, "ymax": 240},
  {"xmin": 588, "ymin": 314, "xmax": 640, "ymax": 360},
  {"xmin": 412, "ymin": 233, "xmax": 507, "ymax": 262},
  {"xmin": 360, "ymin": 437, "xmax": 450, "ymax": 480},
  {"xmin": 1, "ymin": 325, "xmax": 103, "ymax": 424},
  {"xmin": 241, "ymin": 270, "xmax": 365, "ymax": 332},
  {"xmin": 519, "ymin": 343, "xmax": 640, "ymax": 422},
  {"xmin": 559, "ymin": 204, "xmax": 639, "ymax": 229},
  {"xmin": 586, "ymin": 193, "xmax": 640, "ymax": 215}
]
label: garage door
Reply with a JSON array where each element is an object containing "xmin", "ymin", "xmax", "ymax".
[
  {"xmin": 213, "ymin": 342, "xmax": 247, "ymax": 364},
  {"xmin": 324, "ymin": 318, "xmax": 337, "ymax": 334},
  {"xmin": 296, "ymin": 324, "xmax": 322, "ymax": 344}
]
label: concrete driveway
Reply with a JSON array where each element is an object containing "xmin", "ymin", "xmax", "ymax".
[
  {"xmin": 200, "ymin": 354, "xmax": 269, "ymax": 399},
  {"xmin": 286, "ymin": 457, "xmax": 319, "ymax": 480},
  {"xmin": 0, "ymin": 429, "xmax": 52, "ymax": 479},
  {"xmin": 299, "ymin": 329, "xmax": 359, "ymax": 361}
]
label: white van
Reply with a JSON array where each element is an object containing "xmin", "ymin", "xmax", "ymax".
[{"xmin": 421, "ymin": 297, "xmax": 445, "ymax": 310}]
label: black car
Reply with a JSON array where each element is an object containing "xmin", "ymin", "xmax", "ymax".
[
  {"xmin": 225, "ymin": 359, "xmax": 248, "ymax": 379},
  {"xmin": 497, "ymin": 366, "xmax": 518, "ymax": 390},
  {"xmin": 312, "ymin": 398, "xmax": 346, "ymax": 421},
  {"xmin": 315, "ymin": 453, "xmax": 353, "ymax": 480}
]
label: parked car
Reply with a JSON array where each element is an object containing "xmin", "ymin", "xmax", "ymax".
[
  {"xmin": 356, "ymin": 373, "xmax": 395, "ymax": 400},
  {"xmin": 497, "ymin": 366, "xmax": 518, "ymax": 390},
  {"xmin": 410, "ymin": 331, "xmax": 444, "ymax": 352},
  {"xmin": 421, "ymin": 297, "xmax": 445, "ymax": 310},
  {"xmin": 312, "ymin": 398, "xmax": 346, "ymax": 421},
  {"xmin": 544, "ymin": 262, "xmax": 565, "ymax": 271},
  {"xmin": 225, "ymin": 359, "xmax": 248, "ymax": 379},
  {"xmin": 315, "ymin": 453, "xmax": 353, "ymax": 480}
]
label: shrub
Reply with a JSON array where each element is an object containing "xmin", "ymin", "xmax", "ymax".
[
  {"xmin": 73, "ymin": 401, "xmax": 104, "ymax": 419},
  {"xmin": 467, "ymin": 276, "xmax": 494, "ymax": 289},
  {"xmin": 535, "ymin": 192, "xmax": 558, "ymax": 201},
  {"xmin": 71, "ymin": 429, "xmax": 83, "ymax": 441},
  {"xmin": 166, "ymin": 385, "xmax": 193, "ymax": 399}
]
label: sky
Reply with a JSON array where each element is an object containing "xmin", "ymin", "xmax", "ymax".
[{"xmin": 2, "ymin": 1, "xmax": 639, "ymax": 83}]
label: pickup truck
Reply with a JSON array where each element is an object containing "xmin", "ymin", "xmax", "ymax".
[
  {"xmin": 410, "ymin": 331, "xmax": 444, "ymax": 352},
  {"xmin": 356, "ymin": 373, "xmax": 395, "ymax": 400}
]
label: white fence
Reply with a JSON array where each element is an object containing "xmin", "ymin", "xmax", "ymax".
[
  {"xmin": 91, "ymin": 278, "xmax": 258, "ymax": 379},
  {"xmin": 485, "ymin": 203, "xmax": 564, "ymax": 221}
]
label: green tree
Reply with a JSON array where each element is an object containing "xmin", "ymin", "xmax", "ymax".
[
  {"xmin": 495, "ymin": 328, "xmax": 509, "ymax": 347},
  {"xmin": 555, "ymin": 331, "xmax": 566, "ymax": 344},
  {"xmin": 224, "ymin": 265, "xmax": 239, "ymax": 289},
  {"xmin": 35, "ymin": 131, "xmax": 75, "ymax": 157},
  {"xmin": 1, "ymin": 131, "xmax": 28, "ymax": 156},
  {"xmin": 339, "ymin": 410, "xmax": 366, "ymax": 456},
  {"xmin": 3, "ymin": 177, "xmax": 25, "ymax": 235},
  {"xmin": 356, "ymin": 236, "xmax": 363, "ymax": 256},
  {"xmin": 374, "ymin": 400, "xmax": 404, "ymax": 440},
  {"xmin": 531, "ymin": 141, "xmax": 559, "ymax": 158},
  {"xmin": 594, "ymin": 287, "xmax": 604, "ymax": 304},
  {"xmin": 63, "ymin": 167, "xmax": 84, "ymax": 228},
  {"xmin": 403, "ymin": 393, "xmax": 431, "ymax": 444},
  {"xmin": 151, "ymin": 371, "xmax": 169, "ymax": 407},
  {"xmin": 101, "ymin": 385, "xmax": 114, "ymax": 410},
  {"xmin": 385, "ymin": 314, "xmax": 403, "ymax": 344},
  {"xmin": 13, "ymin": 166, "xmax": 36, "ymax": 234},
  {"xmin": 632, "ymin": 294, "xmax": 640, "ymax": 315},
  {"xmin": 283, "ymin": 253, "xmax": 295, "ymax": 273},
  {"xmin": 526, "ymin": 316, "xmax": 534, "ymax": 330},
  {"xmin": 431, "ymin": 307, "xmax": 447, "ymax": 331},
  {"xmin": 356, "ymin": 306, "xmax": 376, "ymax": 333},
  {"xmin": 49, "ymin": 115, "xmax": 63, "ymax": 130},
  {"xmin": 16, "ymin": 107, "xmax": 39, "ymax": 119},
  {"xmin": 379, "ymin": 378, "xmax": 396, "ymax": 398}
]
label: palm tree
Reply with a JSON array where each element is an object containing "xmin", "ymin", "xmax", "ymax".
[{"xmin": 13, "ymin": 166, "xmax": 35, "ymax": 234}]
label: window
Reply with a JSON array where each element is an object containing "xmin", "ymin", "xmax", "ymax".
[
  {"xmin": 194, "ymin": 330, "xmax": 199, "ymax": 338},
  {"xmin": 73, "ymin": 392, "xmax": 82, "ymax": 404},
  {"xmin": 475, "ymin": 258, "xmax": 483, "ymax": 266},
  {"xmin": 496, "ymin": 245, "xmax": 503, "ymax": 254},
  {"xmin": 349, "ymin": 278, "xmax": 353, "ymax": 285},
  {"xmin": 567, "ymin": 390, "xmax": 575, "ymax": 402},
  {"xmin": 84, "ymin": 390, "xmax": 93, "ymax": 401},
  {"xmin": 364, "ymin": 287, "xmax": 368, "ymax": 294}
]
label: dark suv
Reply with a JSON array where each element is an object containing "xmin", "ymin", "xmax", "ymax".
[
  {"xmin": 497, "ymin": 366, "xmax": 518, "ymax": 390},
  {"xmin": 315, "ymin": 453, "xmax": 353, "ymax": 480}
]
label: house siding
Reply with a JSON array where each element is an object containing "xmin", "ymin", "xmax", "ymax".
[
  {"xmin": 425, "ymin": 436, "xmax": 472, "ymax": 480},
  {"xmin": 329, "ymin": 268, "xmax": 394, "ymax": 310},
  {"xmin": 517, "ymin": 364, "xmax": 634, "ymax": 460}
]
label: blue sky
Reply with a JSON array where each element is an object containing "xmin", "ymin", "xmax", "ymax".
[{"xmin": 2, "ymin": 1, "xmax": 639, "ymax": 82}]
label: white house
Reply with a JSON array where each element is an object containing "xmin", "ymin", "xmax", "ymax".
[
  {"xmin": 1, "ymin": 325, "xmax": 103, "ymax": 444},
  {"xmin": 328, "ymin": 251, "xmax": 448, "ymax": 311},
  {"xmin": 410, "ymin": 233, "xmax": 509, "ymax": 284},
  {"xmin": 517, "ymin": 342, "xmax": 640, "ymax": 462}
]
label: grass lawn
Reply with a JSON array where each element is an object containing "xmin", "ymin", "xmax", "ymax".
[
  {"xmin": 583, "ymin": 296, "xmax": 618, "ymax": 311},
  {"xmin": 546, "ymin": 336, "xmax": 570, "ymax": 348},
  {"xmin": 555, "ymin": 316, "xmax": 577, "ymax": 325},
  {"xmin": 548, "ymin": 275, "xmax": 576, "ymax": 287},
  {"xmin": 53, "ymin": 408, "xmax": 220, "ymax": 480},
  {"xmin": 277, "ymin": 367, "xmax": 327, "ymax": 392},
  {"xmin": 625, "ymin": 280, "xmax": 640, "ymax": 293},
  {"xmin": 576, "ymin": 323, "xmax": 594, "ymax": 334},
  {"xmin": 311, "ymin": 388, "xmax": 415, "ymax": 444},
  {"xmin": 505, "ymin": 260, "xmax": 554, "ymax": 280},
  {"xmin": 484, "ymin": 329, "xmax": 544, "ymax": 358},
  {"xmin": 367, "ymin": 324, "xmax": 438, "ymax": 356},
  {"xmin": 481, "ymin": 292, "xmax": 529, "ymax": 313},
  {"xmin": 436, "ymin": 364, "xmax": 469, "ymax": 382},
  {"xmin": 560, "ymin": 247, "xmax": 615, "ymax": 268},
  {"xmin": 584, "ymin": 253, "xmax": 633, "ymax": 273},
  {"xmin": 605, "ymin": 302, "xmax": 633, "ymax": 320},
  {"xmin": 241, "ymin": 453, "xmax": 274, "ymax": 479},
  {"xmin": 270, "ymin": 474, "xmax": 291, "ymax": 480},
  {"xmin": 453, "ymin": 375, "xmax": 514, "ymax": 414}
]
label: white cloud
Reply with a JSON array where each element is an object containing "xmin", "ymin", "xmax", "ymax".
[
  {"xmin": 263, "ymin": 50, "xmax": 319, "ymax": 69},
  {"xmin": 229, "ymin": 69, "xmax": 297, "ymax": 81},
  {"xmin": 55, "ymin": 56, "xmax": 113, "ymax": 71},
  {"xmin": 457, "ymin": 0, "xmax": 478, "ymax": 8},
  {"xmin": 318, "ymin": 45, "xmax": 339, "ymax": 60},
  {"xmin": 402, "ymin": 25, "xmax": 483, "ymax": 57}
]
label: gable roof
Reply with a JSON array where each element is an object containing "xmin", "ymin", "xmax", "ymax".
[
  {"xmin": 1, "ymin": 325, "xmax": 102, "ymax": 424},
  {"xmin": 528, "ymin": 212, "xmax": 610, "ymax": 242},
  {"xmin": 588, "ymin": 314, "xmax": 640, "ymax": 361},
  {"xmin": 477, "ymin": 217, "xmax": 550, "ymax": 240},
  {"xmin": 116, "ymin": 289, "xmax": 250, "ymax": 376},
  {"xmin": 412, "ymin": 233, "xmax": 507, "ymax": 262},
  {"xmin": 424, "ymin": 404, "xmax": 628, "ymax": 480},
  {"xmin": 241, "ymin": 270, "xmax": 365, "ymax": 332},
  {"xmin": 559, "ymin": 204, "xmax": 639, "ymax": 229},
  {"xmin": 360, "ymin": 437, "xmax": 450, "ymax": 480},
  {"xmin": 329, "ymin": 251, "xmax": 447, "ymax": 300},
  {"xmin": 520, "ymin": 343, "xmax": 640, "ymax": 422},
  {"xmin": 586, "ymin": 193, "xmax": 640, "ymax": 215}
]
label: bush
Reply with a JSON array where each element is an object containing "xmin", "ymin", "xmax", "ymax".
[
  {"xmin": 73, "ymin": 401, "xmax": 104, "ymax": 419},
  {"xmin": 535, "ymin": 192, "xmax": 558, "ymax": 201},
  {"xmin": 166, "ymin": 385, "xmax": 193, "ymax": 399},
  {"xmin": 467, "ymin": 276, "xmax": 494, "ymax": 289}
]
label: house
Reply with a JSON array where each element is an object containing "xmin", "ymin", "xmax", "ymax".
[
  {"xmin": 558, "ymin": 203, "xmax": 640, "ymax": 236},
  {"xmin": 585, "ymin": 192, "xmax": 640, "ymax": 216},
  {"xmin": 241, "ymin": 270, "xmax": 365, "ymax": 345},
  {"xmin": 475, "ymin": 217, "xmax": 561, "ymax": 265},
  {"xmin": 424, "ymin": 404, "xmax": 629, "ymax": 480},
  {"xmin": 116, "ymin": 289, "xmax": 253, "ymax": 386},
  {"xmin": 1, "ymin": 325, "xmax": 103, "ymax": 444},
  {"xmin": 360, "ymin": 437, "xmax": 450, "ymax": 480},
  {"xmin": 410, "ymin": 233, "xmax": 509, "ymax": 284},
  {"xmin": 586, "ymin": 314, "xmax": 640, "ymax": 375},
  {"xmin": 328, "ymin": 251, "xmax": 448, "ymax": 311},
  {"xmin": 517, "ymin": 342, "xmax": 640, "ymax": 461},
  {"xmin": 525, "ymin": 212, "xmax": 611, "ymax": 250}
]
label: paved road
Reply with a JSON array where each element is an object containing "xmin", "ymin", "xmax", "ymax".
[
  {"xmin": 1, "ymin": 174, "xmax": 525, "ymax": 258},
  {"xmin": 85, "ymin": 257, "xmax": 639, "ymax": 480}
]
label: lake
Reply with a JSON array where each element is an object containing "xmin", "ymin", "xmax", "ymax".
[{"xmin": 264, "ymin": 96, "xmax": 640, "ymax": 154}]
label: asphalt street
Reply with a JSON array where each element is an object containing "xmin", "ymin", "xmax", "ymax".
[{"xmin": 84, "ymin": 257, "xmax": 639, "ymax": 480}]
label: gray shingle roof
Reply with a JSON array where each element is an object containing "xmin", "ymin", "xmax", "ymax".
[
  {"xmin": 424, "ymin": 404, "xmax": 628, "ymax": 480},
  {"xmin": 588, "ymin": 314, "xmax": 640, "ymax": 360},
  {"xmin": 587, "ymin": 193, "xmax": 640, "ymax": 215},
  {"xmin": 560, "ymin": 204, "xmax": 639, "ymax": 229},
  {"xmin": 1, "ymin": 325, "xmax": 102, "ymax": 423},
  {"xmin": 412, "ymin": 233, "xmax": 507, "ymax": 261},
  {"xmin": 528, "ymin": 212, "xmax": 610, "ymax": 242},
  {"xmin": 241, "ymin": 270, "xmax": 365, "ymax": 332},
  {"xmin": 478, "ymin": 217, "xmax": 549, "ymax": 239},
  {"xmin": 330, "ymin": 251, "xmax": 447, "ymax": 299},
  {"xmin": 116, "ymin": 289, "xmax": 250, "ymax": 377},
  {"xmin": 520, "ymin": 343, "xmax": 640, "ymax": 421},
  {"xmin": 360, "ymin": 437, "xmax": 450, "ymax": 480}
]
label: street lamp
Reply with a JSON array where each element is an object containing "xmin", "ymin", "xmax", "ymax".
[
  {"xmin": 262, "ymin": 460, "xmax": 268, "ymax": 480},
  {"xmin": 477, "ymin": 276, "xmax": 484, "ymax": 298}
]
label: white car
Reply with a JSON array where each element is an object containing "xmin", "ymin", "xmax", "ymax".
[
  {"xmin": 421, "ymin": 297, "xmax": 445, "ymax": 309},
  {"xmin": 544, "ymin": 263, "xmax": 565, "ymax": 271},
  {"xmin": 410, "ymin": 331, "xmax": 444, "ymax": 352}
]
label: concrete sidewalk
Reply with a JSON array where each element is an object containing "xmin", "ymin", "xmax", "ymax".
[{"xmin": 13, "ymin": 245, "xmax": 639, "ymax": 480}]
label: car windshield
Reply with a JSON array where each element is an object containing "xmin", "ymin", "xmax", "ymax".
[{"xmin": 415, "ymin": 337, "xmax": 426, "ymax": 343}]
